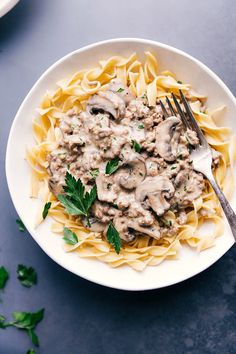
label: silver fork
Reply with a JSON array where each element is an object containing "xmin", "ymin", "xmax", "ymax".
[{"xmin": 160, "ymin": 91, "xmax": 236, "ymax": 241}]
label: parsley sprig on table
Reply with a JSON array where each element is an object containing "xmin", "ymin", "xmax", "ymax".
[
  {"xmin": 0, "ymin": 309, "xmax": 44, "ymax": 347},
  {"xmin": 0, "ymin": 266, "xmax": 9, "ymax": 290},
  {"xmin": 16, "ymin": 219, "xmax": 26, "ymax": 232},
  {"xmin": 107, "ymin": 222, "xmax": 121, "ymax": 254},
  {"xmin": 58, "ymin": 172, "xmax": 97, "ymax": 227},
  {"xmin": 17, "ymin": 265, "xmax": 37, "ymax": 288}
]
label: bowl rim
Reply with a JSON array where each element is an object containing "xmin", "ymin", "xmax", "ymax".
[
  {"xmin": 5, "ymin": 37, "xmax": 236, "ymax": 291},
  {"xmin": 0, "ymin": 0, "xmax": 19, "ymax": 18}
]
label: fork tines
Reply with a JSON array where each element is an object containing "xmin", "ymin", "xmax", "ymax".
[{"xmin": 160, "ymin": 90, "xmax": 208, "ymax": 147}]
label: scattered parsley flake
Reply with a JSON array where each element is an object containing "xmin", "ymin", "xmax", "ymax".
[
  {"xmin": 42, "ymin": 202, "xmax": 51, "ymax": 220},
  {"xmin": 90, "ymin": 169, "xmax": 99, "ymax": 179},
  {"xmin": 63, "ymin": 227, "xmax": 78, "ymax": 245},
  {"xmin": 26, "ymin": 349, "xmax": 35, "ymax": 354},
  {"xmin": 16, "ymin": 219, "xmax": 26, "ymax": 232},
  {"xmin": 105, "ymin": 156, "xmax": 120, "ymax": 175},
  {"xmin": 177, "ymin": 153, "xmax": 183, "ymax": 160},
  {"xmin": 162, "ymin": 219, "xmax": 172, "ymax": 228},
  {"xmin": 171, "ymin": 165, "xmax": 177, "ymax": 170},
  {"xmin": 111, "ymin": 204, "xmax": 119, "ymax": 209},
  {"xmin": 138, "ymin": 124, "xmax": 144, "ymax": 129},
  {"xmin": 131, "ymin": 140, "xmax": 141, "ymax": 153},
  {"xmin": 117, "ymin": 87, "xmax": 124, "ymax": 93},
  {"xmin": 141, "ymin": 93, "xmax": 147, "ymax": 99},
  {"xmin": 17, "ymin": 265, "xmax": 37, "ymax": 288},
  {"xmin": 107, "ymin": 222, "xmax": 121, "ymax": 254},
  {"xmin": 0, "ymin": 267, "xmax": 9, "ymax": 290},
  {"xmin": 177, "ymin": 80, "xmax": 183, "ymax": 84}
]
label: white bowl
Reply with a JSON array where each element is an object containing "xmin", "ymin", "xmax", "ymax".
[
  {"xmin": 6, "ymin": 38, "xmax": 236, "ymax": 291},
  {"xmin": 0, "ymin": 0, "xmax": 19, "ymax": 18}
]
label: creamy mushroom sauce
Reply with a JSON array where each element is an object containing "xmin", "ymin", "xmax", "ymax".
[{"xmin": 47, "ymin": 79, "xmax": 210, "ymax": 243}]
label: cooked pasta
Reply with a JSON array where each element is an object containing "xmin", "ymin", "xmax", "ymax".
[{"xmin": 26, "ymin": 52, "xmax": 236, "ymax": 271}]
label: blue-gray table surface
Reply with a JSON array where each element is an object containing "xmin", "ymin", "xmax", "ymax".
[{"xmin": 0, "ymin": 1, "xmax": 236, "ymax": 353}]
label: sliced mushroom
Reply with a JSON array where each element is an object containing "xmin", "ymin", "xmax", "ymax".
[
  {"xmin": 127, "ymin": 220, "xmax": 161, "ymax": 240},
  {"xmin": 96, "ymin": 174, "xmax": 119, "ymax": 203},
  {"xmin": 113, "ymin": 216, "xmax": 160, "ymax": 241},
  {"xmin": 109, "ymin": 79, "xmax": 134, "ymax": 104},
  {"xmin": 113, "ymin": 216, "xmax": 136, "ymax": 242},
  {"xmin": 156, "ymin": 116, "xmax": 182, "ymax": 161},
  {"xmin": 87, "ymin": 90, "xmax": 126, "ymax": 119},
  {"xmin": 48, "ymin": 177, "xmax": 64, "ymax": 196},
  {"xmin": 82, "ymin": 217, "xmax": 106, "ymax": 233},
  {"xmin": 115, "ymin": 152, "xmax": 146, "ymax": 190},
  {"xmin": 174, "ymin": 170, "xmax": 204, "ymax": 206},
  {"xmin": 136, "ymin": 176, "xmax": 175, "ymax": 216}
]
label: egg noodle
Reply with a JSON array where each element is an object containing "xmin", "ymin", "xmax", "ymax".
[{"xmin": 26, "ymin": 52, "xmax": 236, "ymax": 271}]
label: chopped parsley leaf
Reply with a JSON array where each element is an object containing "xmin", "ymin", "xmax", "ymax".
[
  {"xmin": 107, "ymin": 222, "xmax": 121, "ymax": 254},
  {"xmin": 131, "ymin": 140, "xmax": 141, "ymax": 153},
  {"xmin": 0, "ymin": 266, "xmax": 9, "ymax": 290},
  {"xmin": 117, "ymin": 87, "xmax": 124, "ymax": 93},
  {"xmin": 105, "ymin": 157, "xmax": 120, "ymax": 175},
  {"xmin": 16, "ymin": 219, "xmax": 26, "ymax": 232},
  {"xmin": 90, "ymin": 169, "xmax": 99, "ymax": 179},
  {"xmin": 138, "ymin": 124, "xmax": 144, "ymax": 129},
  {"xmin": 17, "ymin": 265, "xmax": 37, "ymax": 288},
  {"xmin": 42, "ymin": 202, "xmax": 51, "ymax": 220},
  {"xmin": 63, "ymin": 227, "xmax": 79, "ymax": 245}
]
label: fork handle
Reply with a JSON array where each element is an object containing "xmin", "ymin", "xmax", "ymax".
[{"xmin": 206, "ymin": 172, "xmax": 236, "ymax": 241}]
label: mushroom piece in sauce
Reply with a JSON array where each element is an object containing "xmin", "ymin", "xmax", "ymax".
[
  {"xmin": 136, "ymin": 176, "xmax": 175, "ymax": 216},
  {"xmin": 155, "ymin": 116, "xmax": 182, "ymax": 161}
]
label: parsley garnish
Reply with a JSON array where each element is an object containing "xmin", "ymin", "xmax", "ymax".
[
  {"xmin": 111, "ymin": 204, "xmax": 119, "ymax": 209},
  {"xmin": 16, "ymin": 219, "xmax": 26, "ymax": 232},
  {"xmin": 162, "ymin": 219, "xmax": 172, "ymax": 228},
  {"xmin": 105, "ymin": 156, "xmax": 120, "ymax": 175},
  {"xmin": 177, "ymin": 153, "xmax": 183, "ymax": 160},
  {"xmin": 107, "ymin": 222, "xmax": 121, "ymax": 254},
  {"xmin": 171, "ymin": 165, "xmax": 177, "ymax": 170},
  {"xmin": 138, "ymin": 124, "xmax": 144, "ymax": 129},
  {"xmin": 42, "ymin": 202, "xmax": 51, "ymax": 220},
  {"xmin": 0, "ymin": 266, "xmax": 9, "ymax": 290},
  {"xmin": 0, "ymin": 309, "xmax": 44, "ymax": 347},
  {"xmin": 131, "ymin": 140, "xmax": 141, "ymax": 153},
  {"xmin": 90, "ymin": 169, "xmax": 99, "ymax": 179},
  {"xmin": 141, "ymin": 93, "xmax": 147, "ymax": 99},
  {"xmin": 117, "ymin": 87, "xmax": 124, "ymax": 93},
  {"xmin": 58, "ymin": 172, "xmax": 97, "ymax": 226},
  {"xmin": 26, "ymin": 350, "xmax": 35, "ymax": 354},
  {"xmin": 63, "ymin": 227, "xmax": 78, "ymax": 245},
  {"xmin": 17, "ymin": 265, "xmax": 37, "ymax": 288},
  {"xmin": 177, "ymin": 80, "xmax": 183, "ymax": 84}
]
